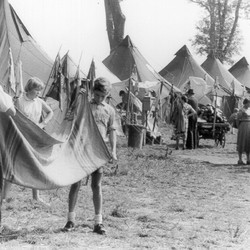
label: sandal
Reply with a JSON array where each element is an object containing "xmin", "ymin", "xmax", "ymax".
[{"xmin": 237, "ymin": 160, "xmax": 244, "ymax": 165}]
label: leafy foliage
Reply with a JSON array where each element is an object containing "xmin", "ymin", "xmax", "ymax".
[{"xmin": 190, "ymin": 0, "xmax": 250, "ymax": 64}]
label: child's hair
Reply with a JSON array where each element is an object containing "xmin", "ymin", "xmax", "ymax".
[
  {"xmin": 119, "ymin": 90, "xmax": 126, "ymax": 96},
  {"xmin": 25, "ymin": 77, "xmax": 44, "ymax": 92},
  {"xmin": 93, "ymin": 77, "xmax": 111, "ymax": 95}
]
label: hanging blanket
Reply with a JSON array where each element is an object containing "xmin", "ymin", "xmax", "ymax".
[{"xmin": 0, "ymin": 92, "xmax": 111, "ymax": 190}]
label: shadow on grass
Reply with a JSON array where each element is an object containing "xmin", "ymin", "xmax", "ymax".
[
  {"xmin": 210, "ymin": 163, "xmax": 250, "ymax": 173},
  {"xmin": 0, "ymin": 226, "xmax": 30, "ymax": 243},
  {"xmin": 0, "ymin": 222, "xmax": 94, "ymax": 243},
  {"xmin": 0, "ymin": 232, "xmax": 19, "ymax": 242},
  {"xmin": 229, "ymin": 166, "xmax": 250, "ymax": 174},
  {"xmin": 197, "ymin": 144, "xmax": 216, "ymax": 149}
]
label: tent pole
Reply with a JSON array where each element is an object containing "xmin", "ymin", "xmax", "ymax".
[
  {"xmin": 126, "ymin": 77, "xmax": 132, "ymax": 126},
  {"xmin": 212, "ymin": 92, "xmax": 217, "ymax": 138}
]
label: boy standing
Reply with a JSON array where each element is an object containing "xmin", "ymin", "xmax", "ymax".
[{"xmin": 63, "ymin": 77, "xmax": 117, "ymax": 234}]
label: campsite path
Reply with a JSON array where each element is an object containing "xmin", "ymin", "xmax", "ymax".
[{"xmin": 168, "ymin": 132, "xmax": 239, "ymax": 166}]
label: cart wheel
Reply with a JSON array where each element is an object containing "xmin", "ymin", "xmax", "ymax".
[
  {"xmin": 215, "ymin": 133, "xmax": 226, "ymax": 147},
  {"xmin": 215, "ymin": 136, "xmax": 220, "ymax": 147}
]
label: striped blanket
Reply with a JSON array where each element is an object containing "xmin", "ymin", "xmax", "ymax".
[{"xmin": 0, "ymin": 92, "xmax": 111, "ymax": 189}]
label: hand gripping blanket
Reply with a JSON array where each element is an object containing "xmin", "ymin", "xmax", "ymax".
[{"xmin": 0, "ymin": 92, "xmax": 111, "ymax": 189}]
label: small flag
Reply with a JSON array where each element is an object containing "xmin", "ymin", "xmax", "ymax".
[
  {"xmin": 16, "ymin": 60, "xmax": 24, "ymax": 97},
  {"xmin": 8, "ymin": 48, "xmax": 16, "ymax": 94},
  {"xmin": 46, "ymin": 60, "xmax": 64, "ymax": 111},
  {"xmin": 51, "ymin": 53, "xmax": 61, "ymax": 80},
  {"xmin": 61, "ymin": 53, "xmax": 72, "ymax": 107},
  {"xmin": 87, "ymin": 59, "xmax": 96, "ymax": 98},
  {"xmin": 76, "ymin": 65, "xmax": 81, "ymax": 92}
]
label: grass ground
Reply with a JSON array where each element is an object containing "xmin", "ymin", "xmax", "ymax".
[{"xmin": 0, "ymin": 123, "xmax": 250, "ymax": 250}]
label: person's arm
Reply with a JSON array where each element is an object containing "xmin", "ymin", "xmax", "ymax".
[
  {"xmin": 109, "ymin": 128, "xmax": 117, "ymax": 161},
  {"xmin": 39, "ymin": 100, "xmax": 54, "ymax": 128},
  {"xmin": 0, "ymin": 90, "xmax": 16, "ymax": 116},
  {"xmin": 236, "ymin": 110, "xmax": 242, "ymax": 128},
  {"xmin": 187, "ymin": 105, "xmax": 196, "ymax": 117},
  {"xmin": 108, "ymin": 108, "xmax": 117, "ymax": 161}
]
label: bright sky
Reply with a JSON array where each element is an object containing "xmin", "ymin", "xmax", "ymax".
[{"xmin": 8, "ymin": 0, "xmax": 250, "ymax": 82}]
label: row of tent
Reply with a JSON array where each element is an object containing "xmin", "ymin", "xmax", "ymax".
[
  {"xmin": 1, "ymin": 0, "xmax": 250, "ymax": 121},
  {"xmin": 103, "ymin": 37, "xmax": 249, "ymax": 118}
]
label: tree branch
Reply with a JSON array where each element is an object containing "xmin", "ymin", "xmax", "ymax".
[{"xmin": 223, "ymin": 0, "xmax": 242, "ymax": 57}]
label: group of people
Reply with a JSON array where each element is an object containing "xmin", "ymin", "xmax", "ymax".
[
  {"xmin": 171, "ymin": 89, "xmax": 198, "ymax": 150},
  {"xmin": 0, "ymin": 76, "xmax": 117, "ymax": 235},
  {"xmin": 2, "ymin": 75, "xmax": 250, "ymax": 235},
  {"xmin": 171, "ymin": 86, "xmax": 250, "ymax": 166}
]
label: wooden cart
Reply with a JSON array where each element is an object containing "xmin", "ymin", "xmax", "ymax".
[{"xmin": 197, "ymin": 121, "xmax": 230, "ymax": 148}]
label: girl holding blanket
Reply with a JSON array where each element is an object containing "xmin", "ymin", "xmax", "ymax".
[{"xmin": 10, "ymin": 77, "xmax": 53, "ymax": 204}]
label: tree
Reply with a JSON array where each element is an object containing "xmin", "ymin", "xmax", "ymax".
[
  {"xmin": 104, "ymin": 0, "xmax": 126, "ymax": 51},
  {"xmin": 190, "ymin": 0, "xmax": 250, "ymax": 64}
]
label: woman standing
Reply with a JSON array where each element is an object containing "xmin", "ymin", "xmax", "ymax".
[
  {"xmin": 236, "ymin": 98, "xmax": 250, "ymax": 165},
  {"xmin": 172, "ymin": 95, "xmax": 196, "ymax": 150}
]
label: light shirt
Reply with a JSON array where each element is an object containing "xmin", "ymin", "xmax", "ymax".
[
  {"xmin": 16, "ymin": 93, "xmax": 45, "ymax": 124},
  {"xmin": 0, "ymin": 86, "xmax": 14, "ymax": 112},
  {"xmin": 90, "ymin": 100, "xmax": 116, "ymax": 141}
]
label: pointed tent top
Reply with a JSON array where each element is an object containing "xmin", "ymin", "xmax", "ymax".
[
  {"xmin": 229, "ymin": 57, "xmax": 249, "ymax": 72},
  {"xmin": 159, "ymin": 44, "xmax": 215, "ymax": 91},
  {"xmin": 119, "ymin": 35, "xmax": 135, "ymax": 48},
  {"xmin": 103, "ymin": 35, "xmax": 164, "ymax": 83},
  {"xmin": 229, "ymin": 57, "xmax": 250, "ymax": 89},
  {"xmin": 207, "ymin": 50, "xmax": 217, "ymax": 59},
  {"xmin": 175, "ymin": 45, "xmax": 191, "ymax": 57},
  {"xmin": 0, "ymin": 0, "xmax": 53, "ymax": 95},
  {"xmin": 201, "ymin": 54, "xmax": 245, "ymax": 97}
]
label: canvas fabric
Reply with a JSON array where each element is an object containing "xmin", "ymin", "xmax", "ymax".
[
  {"xmin": 0, "ymin": 92, "xmax": 111, "ymax": 190},
  {"xmin": 229, "ymin": 57, "xmax": 250, "ymax": 89},
  {"xmin": 201, "ymin": 54, "xmax": 245, "ymax": 97},
  {"xmin": 0, "ymin": 0, "xmax": 53, "ymax": 93}
]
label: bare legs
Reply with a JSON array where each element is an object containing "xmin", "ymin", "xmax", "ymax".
[
  {"xmin": 66, "ymin": 171, "xmax": 103, "ymax": 226},
  {"xmin": 68, "ymin": 181, "xmax": 81, "ymax": 214},
  {"xmin": 91, "ymin": 171, "xmax": 103, "ymax": 223},
  {"xmin": 3, "ymin": 181, "xmax": 48, "ymax": 205},
  {"xmin": 2, "ymin": 180, "xmax": 11, "ymax": 201},
  {"xmin": 238, "ymin": 152, "xmax": 243, "ymax": 164},
  {"xmin": 32, "ymin": 189, "xmax": 48, "ymax": 205},
  {"xmin": 176, "ymin": 135, "xmax": 186, "ymax": 150}
]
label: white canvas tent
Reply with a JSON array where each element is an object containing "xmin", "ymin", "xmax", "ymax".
[{"xmin": 180, "ymin": 77, "xmax": 212, "ymax": 106}]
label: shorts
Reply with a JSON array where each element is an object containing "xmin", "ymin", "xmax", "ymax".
[{"xmin": 92, "ymin": 166, "xmax": 104, "ymax": 174}]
